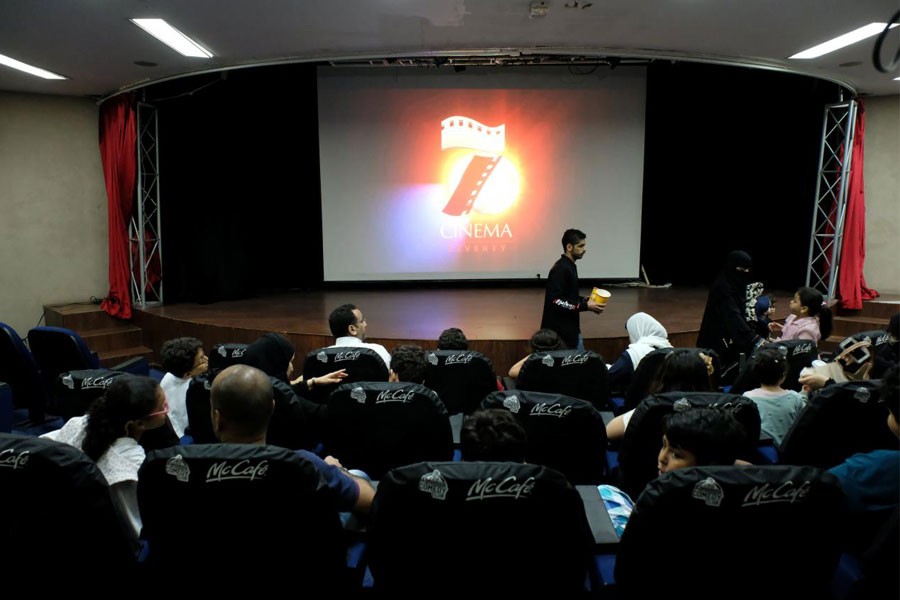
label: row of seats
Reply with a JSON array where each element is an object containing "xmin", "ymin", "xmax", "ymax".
[
  {"xmin": 3, "ymin": 431, "xmax": 884, "ymax": 596},
  {"xmin": 0, "ymin": 322, "xmax": 148, "ymax": 429}
]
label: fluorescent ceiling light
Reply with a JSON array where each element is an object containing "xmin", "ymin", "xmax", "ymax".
[
  {"xmin": 131, "ymin": 18, "xmax": 213, "ymax": 58},
  {"xmin": 0, "ymin": 53, "xmax": 66, "ymax": 79},
  {"xmin": 790, "ymin": 23, "xmax": 897, "ymax": 59}
]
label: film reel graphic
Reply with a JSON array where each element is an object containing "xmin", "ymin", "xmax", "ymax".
[{"xmin": 440, "ymin": 116, "xmax": 506, "ymax": 216}]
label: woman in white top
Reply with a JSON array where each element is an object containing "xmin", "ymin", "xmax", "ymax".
[{"xmin": 42, "ymin": 374, "xmax": 168, "ymax": 551}]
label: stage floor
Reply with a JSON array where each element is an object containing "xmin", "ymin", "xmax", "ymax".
[{"xmin": 135, "ymin": 285, "xmax": 796, "ymax": 374}]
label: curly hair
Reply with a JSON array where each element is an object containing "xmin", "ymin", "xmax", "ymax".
[
  {"xmin": 160, "ymin": 337, "xmax": 204, "ymax": 376},
  {"xmin": 82, "ymin": 375, "xmax": 161, "ymax": 462},
  {"xmin": 390, "ymin": 344, "xmax": 428, "ymax": 383}
]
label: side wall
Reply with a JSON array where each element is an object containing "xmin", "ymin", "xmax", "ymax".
[
  {"xmin": 0, "ymin": 91, "xmax": 108, "ymax": 335},
  {"xmin": 863, "ymin": 95, "xmax": 900, "ymax": 295}
]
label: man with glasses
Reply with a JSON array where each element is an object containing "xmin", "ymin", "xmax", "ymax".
[
  {"xmin": 159, "ymin": 336, "xmax": 208, "ymax": 438},
  {"xmin": 328, "ymin": 303, "xmax": 391, "ymax": 369}
]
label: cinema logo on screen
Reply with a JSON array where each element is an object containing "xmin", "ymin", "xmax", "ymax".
[{"xmin": 440, "ymin": 115, "xmax": 517, "ymax": 253}]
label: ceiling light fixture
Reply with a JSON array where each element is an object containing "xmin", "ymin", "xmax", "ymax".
[
  {"xmin": 131, "ymin": 18, "xmax": 213, "ymax": 58},
  {"xmin": 0, "ymin": 53, "xmax": 66, "ymax": 79},
  {"xmin": 790, "ymin": 22, "xmax": 897, "ymax": 59}
]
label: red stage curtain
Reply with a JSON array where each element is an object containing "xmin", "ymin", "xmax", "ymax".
[
  {"xmin": 99, "ymin": 94, "xmax": 137, "ymax": 319},
  {"xmin": 838, "ymin": 99, "xmax": 879, "ymax": 310}
]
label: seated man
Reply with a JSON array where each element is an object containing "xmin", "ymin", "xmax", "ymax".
[
  {"xmin": 211, "ymin": 364, "xmax": 375, "ymax": 513},
  {"xmin": 328, "ymin": 303, "xmax": 391, "ymax": 369}
]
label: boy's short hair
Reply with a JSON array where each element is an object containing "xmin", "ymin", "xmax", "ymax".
[
  {"xmin": 663, "ymin": 408, "xmax": 748, "ymax": 467},
  {"xmin": 437, "ymin": 327, "xmax": 468, "ymax": 350}
]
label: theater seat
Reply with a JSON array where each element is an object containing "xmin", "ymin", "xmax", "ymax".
[
  {"xmin": 0, "ymin": 433, "xmax": 138, "ymax": 580},
  {"xmin": 779, "ymin": 379, "xmax": 898, "ymax": 468},
  {"xmin": 516, "ymin": 349, "xmax": 611, "ymax": 411},
  {"xmin": 616, "ymin": 391, "xmax": 761, "ymax": 499},
  {"xmin": 730, "ymin": 338, "xmax": 819, "ymax": 394},
  {"xmin": 301, "ymin": 346, "xmax": 389, "ymax": 403},
  {"xmin": 609, "ymin": 465, "xmax": 846, "ymax": 599},
  {"xmin": 368, "ymin": 460, "xmax": 593, "ymax": 594},
  {"xmin": 423, "ymin": 349, "xmax": 498, "ymax": 415},
  {"xmin": 0, "ymin": 321, "xmax": 53, "ymax": 425},
  {"xmin": 138, "ymin": 444, "xmax": 350, "ymax": 591},
  {"xmin": 482, "ymin": 389, "xmax": 608, "ymax": 484},
  {"xmin": 324, "ymin": 381, "xmax": 453, "ymax": 480}
]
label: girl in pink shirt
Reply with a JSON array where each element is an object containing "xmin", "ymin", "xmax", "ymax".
[{"xmin": 769, "ymin": 286, "xmax": 833, "ymax": 343}]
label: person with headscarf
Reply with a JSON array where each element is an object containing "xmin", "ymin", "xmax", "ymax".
[
  {"xmin": 696, "ymin": 250, "xmax": 765, "ymax": 378},
  {"xmin": 239, "ymin": 332, "xmax": 347, "ymax": 450},
  {"xmin": 607, "ymin": 312, "xmax": 673, "ymax": 391}
]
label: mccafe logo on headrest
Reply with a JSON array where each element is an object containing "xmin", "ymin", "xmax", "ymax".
[
  {"xmin": 79, "ymin": 375, "xmax": 118, "ymax": 391},
  {"xmin": 530, "ymin": 403, "xmax": 572, "ymax": 418},
  {"xmin": 445, "ymin": 353, "xmax": 475, "ymax": 365},
  {"xmin": 206, "ymin": 459, "xmax": 269, "ymax": 483},
  {"xmin": 419, "ymin": 469, "xmax": 449, "ymax": 500},
  {"xmin": 165, "ymin": 454, "xmax": 191, "ymax": 482},
  {"xmin": 792, "ymin": 343, "xmax": 814, "ymax": 355},
  {"xmin": 0, "ymin": 448, "xmax": 29, "ymax": 470},
  {"xmin": 503, "ymin": 395, "xmax": 521, "ymax": 413},
  {"xmin": 560, "ymin": 353, "xmax": 590, "ymax": 366},
  {"xmin": 375, "ymin": 389, "xmax": 415, "ymax": 404},
  {"xmin": 335, "ymin": 351, "xmax": 361, "ymax": 362},
  {"xmin": 742, "ymin": 480, "xmax": 811, "ymax": 507},
  {"xmin": 467, "ymin": 475, "xmax": 536, "ymax": 502}
]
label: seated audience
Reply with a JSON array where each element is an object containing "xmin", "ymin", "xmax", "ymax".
[
  {"xmin": 328, "ymin": 303, "xmax": 392, "ymax": 368},
  {"xmin": 159, "ymin": 336, "xmax": 207, "ymax": 438},
  {"xmin": 42, "ymin": 374, "xmax": 167, "ymax": 549},
  {"xmin": 741, "ymin": 347, "xmax": 807, "ymax": 447},
  {"xmin": 508, "ymin": 328, "xmax": 565, "ymax": 379},
  {"xmin": 606, "ymin": 312, "xmax": 672, "ymax": 391},
  {"xmin": 211, "ymin": 364, "xmax": 375, "ymax": 514},
  {"xmin": 606, "ymin": 348, "xmax": 715, "ymax": 442},
  {"xmin": 436, "ymin": 327, "xmax": 469, "ymax": 350}
]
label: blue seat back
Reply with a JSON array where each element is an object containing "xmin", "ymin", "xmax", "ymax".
[
  {"xmin": 730, "ymin": 338, "xmax": 819, "ymax": 394},
  {"xmin": 28, "ymin": 326, "xmax": 100, "ymax": 382},
  {"xmin": 0, "ymin": 321, "xmax": 50, "ymax": 422}
]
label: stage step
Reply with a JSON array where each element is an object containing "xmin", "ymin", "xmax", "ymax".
[{"xmin": 42, "ymin": 304, "xmax": 156, "ymax": 368}]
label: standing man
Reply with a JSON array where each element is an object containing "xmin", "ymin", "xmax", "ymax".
[{"xmin": 540, "ymin": 229, "xmax": 604, "ymax": 350}]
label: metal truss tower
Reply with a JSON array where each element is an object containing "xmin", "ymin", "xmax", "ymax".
[
  {"xmin": 130, "ymin": 101, "xmax": 163, "ymax": 307},
  {"xmin": 805, "ymin": 99, "xmax": 857, "ymax": 302}
]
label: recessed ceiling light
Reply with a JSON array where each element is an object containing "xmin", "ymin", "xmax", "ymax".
[
  {"xmin": 131, "ymin": 18, "xmax": 213, "ymax": 58},
  {"xmin": 0, "ymin": 53, "xmax": 66, "ymax": 79},
  {"xmin": 790, "ymin": 23, "xmax": 897, "ymax": 59}
]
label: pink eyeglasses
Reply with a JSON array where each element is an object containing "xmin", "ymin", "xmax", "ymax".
[{"xmin": 143, "ymin": 400, "xmax": 169, "ymax": 420}]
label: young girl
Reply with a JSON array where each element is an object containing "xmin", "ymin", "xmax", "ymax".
[
  {"xmin": 42, "ymin": 375, "xmax": 168, "ymax": 550},
  {"xmin": 741, "ymin": 347, "xmax": 807, "ymax": 447},
  {"xmin": 769, "ymin": 286, "xmax": 833, "ymax": 343}
]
